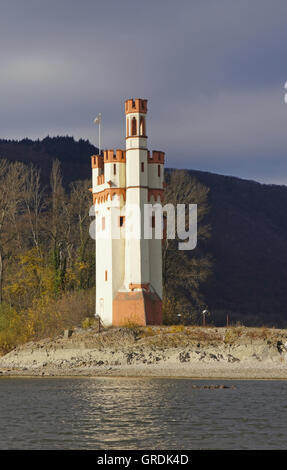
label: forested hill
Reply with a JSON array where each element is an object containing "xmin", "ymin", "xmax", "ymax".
[
  {"xmin": 1, "ymin": 136, "xmax": 287, "ymax": 325},
  {"xmin": 0, "ymin": 136, "xmax": 97, "ymax": 187},
  {"xmin": 185, "ymin": 168, "xmax": 287, "ymax": 325}
]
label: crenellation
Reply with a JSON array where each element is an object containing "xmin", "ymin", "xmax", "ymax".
[{"xmin": 91, "ymin": 98, "xmax": 164, "ymax": 326}]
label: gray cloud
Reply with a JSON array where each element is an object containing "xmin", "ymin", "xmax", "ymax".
[{"xmin": 0, "ymin": 0, "xmax": 287, "ymax": 183}]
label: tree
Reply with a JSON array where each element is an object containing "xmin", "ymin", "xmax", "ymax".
[
  {"xmin": 67, "ymin": 179, "xmax": 95, "ymax": 289},
  {"xmin": 163, "ymin": 170, "xmax": 212, "ymax": 323},
  {"xmin": 0, "ymin": 160, "xmax": 26, "ymax": 303},
  {"xmin": 48, "ymin": 159, "xmax": 68, "ymax": 294},
  {"xmin": 22, "ymin": 165, "xmax": 46, "ymax": 249}
]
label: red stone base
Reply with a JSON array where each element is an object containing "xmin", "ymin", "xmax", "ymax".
[{"xmin": 113, "ymin": 290, "xmax": 162, "ymax": 326}]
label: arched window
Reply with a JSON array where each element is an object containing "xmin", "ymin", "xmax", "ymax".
[
  {"xmin": 131, "ymin": 117, "xmax": 137, "ymax": 135},
  {"xmin": 140, "ymin": 117, "xmax": 146, "ymax": 136}
]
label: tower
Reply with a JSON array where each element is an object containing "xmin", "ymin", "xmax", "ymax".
[{"xmin": 91, "ymin": 98, "xmax": 165, "ymax": 326}]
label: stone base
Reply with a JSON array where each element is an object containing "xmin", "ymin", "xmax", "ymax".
[{"xmin": 113, "ymin": 290, "xmax": 162, "ymax": 326}]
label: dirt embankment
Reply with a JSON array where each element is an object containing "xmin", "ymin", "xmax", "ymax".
[{"xmin": 1, "ymin": 326, "xmax": 287, "ymax": 379}]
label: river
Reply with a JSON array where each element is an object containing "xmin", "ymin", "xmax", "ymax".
[{"xmin": 0, "ymin": 377, "xmax": 286, "ymax": 449}]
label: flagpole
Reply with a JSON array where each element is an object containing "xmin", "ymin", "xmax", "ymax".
[
  {"xmin": 99, "ymin": 114, "xmax": 101, "ymax": 154},
  {"xmin": 94, "ymin": 113, "xmax": 102, "ymax": 155},
  {"xmin": 93, "ymin": 113, "xmax": 102, "ymax": 321}
]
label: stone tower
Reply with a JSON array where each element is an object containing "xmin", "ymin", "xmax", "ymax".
[{"xmin": 91, "ymin": 98, "xmax": 165, "ymax": 326}]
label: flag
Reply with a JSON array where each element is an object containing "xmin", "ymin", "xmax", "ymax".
[{"xmin": 94, "ymin": 113, "xmax": 101, "ymax": 124}]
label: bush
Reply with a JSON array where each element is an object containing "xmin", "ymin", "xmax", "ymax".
[
  {"xmin": 123, "ymin": 321, "xmax": 141, "ymax": 337},
  {"xmin": 0, "ymin": 303, "xmax": 27, "ymax": 354},
  {"xmin": 27, "ymin": 288, "xmax": 94, "ymax": 340},
  {"xmin": 82, "ymin": 317, "xmax": 97, "ymax": 329}
]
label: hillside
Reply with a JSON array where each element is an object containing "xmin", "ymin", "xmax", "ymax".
[
  {"xmin": 1, "ymin": 136, "xmax": 287, "ymax": 326},
  {"xmin": 185, "ymin": 169, "xmax": 287, "ymax": 326},
  {"xmin": 0, "ymin": 136, "xmax": 97, "ymax": 188}
]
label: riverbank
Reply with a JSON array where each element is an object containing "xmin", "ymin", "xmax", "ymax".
[{"xmin": 1, "ymin": 325, "xmax": 287, "ymax": 379}]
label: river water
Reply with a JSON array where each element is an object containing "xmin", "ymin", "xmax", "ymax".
[{"xmin": 0, "ymin": 377, "xmax": 286, "ymax": 449}]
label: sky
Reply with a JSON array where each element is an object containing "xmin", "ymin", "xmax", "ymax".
[{"xmin": 1, "ymin": 0, "xmax": 287, "ymax": 184}]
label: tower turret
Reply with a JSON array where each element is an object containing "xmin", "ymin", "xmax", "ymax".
[{"xmin": 92, "ymin": 98, "xmax": 164, "ymax": 326}]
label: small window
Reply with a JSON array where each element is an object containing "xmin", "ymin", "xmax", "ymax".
[
  {"xmin": 131, "ymin": 117, "xmax": 137, "ymax": 135},
  {"xmin": 113, "ymin": 164, "xmax": 116, "ymax": 175},
  {"xmin": 151, "ymin": 215, "xmax": 155, "ymax": 228},
  {"xmin": 105, "ymin": 270, "xmax": 108, "ymax": 281},
  {"xmin": 141, "ymin": 162, "xmax": 144, "ymax": 172},
  {"xmin": 102, "ymin": 217, "xmax": 105, "ymax": 230},
  {"xmin": 140, "ymin": 116, "xmax": 146, "ymax": 136},
  {"xmin": 119, "ymin": 216, "xmax": 125, "ymax": 227},
  {"xmin": 158, "ymin": 165, "xmax": 161, "ymax": 177}
]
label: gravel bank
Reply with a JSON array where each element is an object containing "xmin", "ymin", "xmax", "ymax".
[{"xmin": 1, "ymin": 326, "xmax": 287, "ymax": 379}]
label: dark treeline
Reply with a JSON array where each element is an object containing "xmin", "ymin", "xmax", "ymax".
[
  {"xmin": 185, "ymin": 169, "xmax": 287, "ymax": 327},
  {"xmin": 0, "ymin": 136, "xmax": 97, "ymax": 188}
]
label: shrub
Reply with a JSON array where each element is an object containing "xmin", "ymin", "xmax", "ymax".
[
  {"xmin": 224, "ymin": 326, "xmax": 244, "ymax": 344},
  {"xmin": 0, "ymin": 303, "xmax": 27, "ymax": 354},
  {"xmin": 27, "ymin": 288, "xmax": 94, "ymax": 340},
  {"xmin": 82, "ymin": 317, "xmax": 97, "ymax": 329},
  {"xmin": 123, "ymin": 321, "xmax": 141, "ymax": 338}
]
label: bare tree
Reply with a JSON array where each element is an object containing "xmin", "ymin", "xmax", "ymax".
[
  {"xmin": 23, "ymin": 165, "xmax": 46, "ymax": 249},
  {"xmin": 163, "ymin": 170, "xmax": 212, "ymax": 320},
  {"xmin": 68, "ymin": 179, "xmax": 92, "ymax": 260},
  {"xmin": 0, "ymin": 159, "xmax": 26, "ymax": 302}
]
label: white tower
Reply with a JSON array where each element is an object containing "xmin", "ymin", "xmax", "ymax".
[{"xmin": 91, "ymin": 98, "xmax": 165, "ymax": 326}]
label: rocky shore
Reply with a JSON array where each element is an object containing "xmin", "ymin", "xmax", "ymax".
[{"xmin": 1, "ymin": 325, "xmax": 287, "ymax": 379}]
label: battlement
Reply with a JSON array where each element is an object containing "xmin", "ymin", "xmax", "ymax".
[
  {"xmin": 103, "ymin": 149, "xmax": 126, "ymax": 163},
  {"xmin": 125, "ymin": 98, "xmax": 148, "ymax": 115},
  {"xmin": 91, "ymin": 154, "xmax": 104, "ymax": 169},
  {"xmin": 148, "ymin": 150, "xmax": 165, "ymax": 164}
]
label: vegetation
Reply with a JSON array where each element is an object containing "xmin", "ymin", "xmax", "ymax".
[
  {"xmin": 0, "ymin": 156, "xmax": 95, "ymax": 353},
  {"xmin": 163, "ymin": 170, "xmax": 212, "ymax": 323},
  {"xmin": 0, "ymin": 138, "xmax": 214, "ymax": 353},
  {"xmin": 185, "ymin": 168, "xmax": 287, "ymax": 327},
  {"xmin": 1, "ymin": 135, "xmax": 285, "ymax": 353}
]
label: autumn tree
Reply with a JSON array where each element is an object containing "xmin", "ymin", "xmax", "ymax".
[{"xmin": 163, "ymin": 170, "xmax": 212, "ymax": 323}]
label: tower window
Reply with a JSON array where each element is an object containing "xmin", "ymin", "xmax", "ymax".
[
  {"xmin": 102, "ymin": 217, "xmax": 105, "ymax": 230},
  {"xmin": 119, "ymin": 216, "xmax": 125, "ymax": 227},
  {"xmin": 141, "ymin": 162, "xmax": 144, "ymax": 172},
  {"xmin": 131, "ymin": 117, "xmax": 137, "ymax": 135},
  {"xmin": 151, "ymin": 215, "xmax": 155, "ymax": 228},
  {"xmin": 140, "ymin": 116, "xmax": 146, "ymax": 136},
  {"xmin": 158, "ymin": 165, "xmax": 161, "ymax": 177},
  {"xmin": 105, "ymin": 270, "xmax": 108, "ymax": 281},
  {"xmin": 113, "ymin": 164, "xmax": 116, "ymax": 175}
]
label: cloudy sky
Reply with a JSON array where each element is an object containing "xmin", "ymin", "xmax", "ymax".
[{"xmin": 1, "ymin": 0, "xmax": 287, "ymax": 184}]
